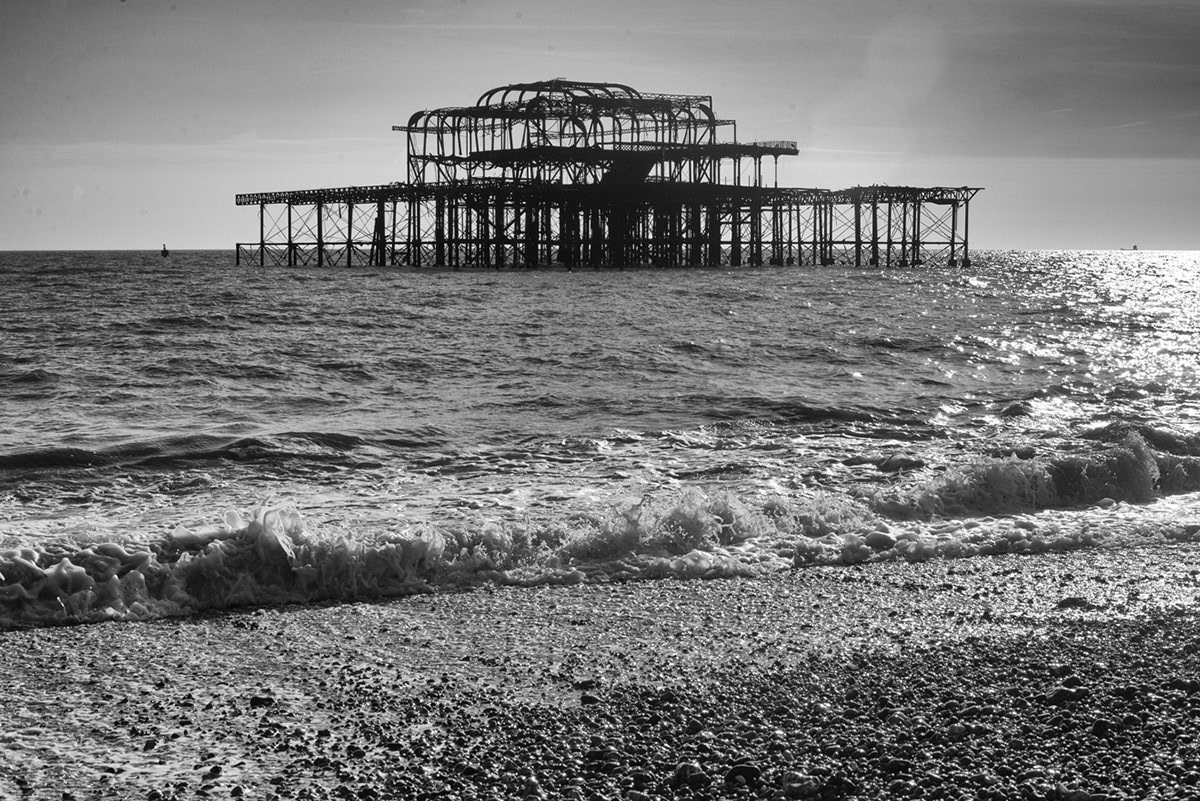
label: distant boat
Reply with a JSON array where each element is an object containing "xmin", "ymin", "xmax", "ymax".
[{"xmin": 161, "ymin": 244, "xmax": 169, "ymax": 257}]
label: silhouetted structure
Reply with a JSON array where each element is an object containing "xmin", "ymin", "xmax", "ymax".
[{"xmin": 235, "ymin": 79, "xmax": 980, "ymax": 269}]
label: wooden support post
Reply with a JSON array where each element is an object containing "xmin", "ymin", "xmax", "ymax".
[
  {"xmin": 346, "ymin": 202, "xmax": 354, "ymax": 267},
  {"xmin": 258, "ymin": 203, "xmax": 265, "ymax": 267}
]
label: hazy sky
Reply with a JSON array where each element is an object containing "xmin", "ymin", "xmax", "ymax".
[{"xmin": 2, "ymin": 0, "xmax": 1198, "ymax": 250}]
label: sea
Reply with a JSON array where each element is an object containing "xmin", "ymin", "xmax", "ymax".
[{"xmin": 2, "ymin": 249, "xmax": 1199, "ymax": 629}]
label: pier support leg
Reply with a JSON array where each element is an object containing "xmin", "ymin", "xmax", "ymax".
[
  {"xmin": 317, "ymin": 202, "xmax": 324, "ymax": 268},
  {"xmin": 962, "ymin": 200, "xmax": 972, "ymax": 269}
]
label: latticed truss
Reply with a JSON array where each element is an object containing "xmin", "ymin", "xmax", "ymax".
[{"xmin": 236, "ymin": 80, "xmax": 980, "ymax": 269}]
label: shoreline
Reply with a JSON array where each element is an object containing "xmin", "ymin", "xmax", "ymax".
[{"xmin": 3, "ymin": 544, "xmax": 1200, "ymax": 799}]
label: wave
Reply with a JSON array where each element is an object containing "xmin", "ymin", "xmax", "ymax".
[
  {"xmin": 4, "ymin": 431, "xmax": 1200, "ymax": 630},
  {"xmin": 0, "ymin": 432, "xmax": 372, "ymax": 473}
]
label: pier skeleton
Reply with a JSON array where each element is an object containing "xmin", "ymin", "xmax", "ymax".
[{"xmin": 235, "ymin": 79, "xmax": 980, "ymax": 269}]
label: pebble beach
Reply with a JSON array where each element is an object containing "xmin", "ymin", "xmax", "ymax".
[{"xmin": 4, "ymin": 543, "xmax": 1200, "ymax": 800}]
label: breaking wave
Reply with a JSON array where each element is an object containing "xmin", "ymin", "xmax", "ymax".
[{"xmin": 4, "ymin": 433, "xmax": 1200, "ymax": 630}]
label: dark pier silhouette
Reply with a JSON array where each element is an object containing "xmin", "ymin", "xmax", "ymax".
[{"xmin": 235, "ymin": 80, "xmax": 980, "ymax": 269}]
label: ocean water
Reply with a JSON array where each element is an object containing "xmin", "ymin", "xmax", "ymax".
[{"xmin": 2, "ymin": 249, "xmax": 1199, "ymax": 628}]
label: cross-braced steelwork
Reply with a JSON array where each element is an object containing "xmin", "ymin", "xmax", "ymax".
[{"xmin": 235, "ymin": 79, "xmax": 981, "ymax": 269}]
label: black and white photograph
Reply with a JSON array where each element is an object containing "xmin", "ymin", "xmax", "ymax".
[{"xmin": 3, "ymin": 1, "xmax": 1200, "ymax": 798}]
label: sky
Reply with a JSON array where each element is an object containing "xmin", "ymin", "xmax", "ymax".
[{"xmin": 2, "ymin": 0, "xmax": 1199, "ymax": 251}]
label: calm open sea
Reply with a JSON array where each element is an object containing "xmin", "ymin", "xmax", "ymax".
[{"xmin": 2, "ymin": 250, "xmax": 1199, "ymax": 627}]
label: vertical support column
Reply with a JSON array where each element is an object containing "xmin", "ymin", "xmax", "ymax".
[
  {"xmin": 810, "ymin": 202, "xmax": 819, "ymax": 266},
  {"xmin": 287, "ymin": 202, "xmax": 294, "ymax": 267},
  {"xmin": 899, "ymin": 202, "xmax": 909, "ymax": 267},
  {"xmin": 346, "ymin": 202, "xmax": 354, "ymax": 268},
  {"xmin": 706, "ymin": 205, "xmax": 722, "ymax": 266},
  {"xmin": 949, "ymin": 201, "xmax": 959, "ymax": 267},
  {"xmin": 786, "ymin": 199, "xmax": 796, "ymax": 265},
  {"xmin": 390, "ymin": 199, "xmax": 398, "ymax": 266},
  {"xmin": 317, "ymin": 201, "xmax": 324, "ymax": 268},
  {"xmin": 886, "ymin": 201, "xmax": 893, "ymax": 268},
  {"xmin": 821, "ymin": 202, "xmax": 832, "ymax": 265},
  {"xmin": 961, "ymin": 198, "xmax": 972, "ymax": 268},
  {"xmin": 258, "ymin": 203, "xmax": 265, "ymax": 267},
  {"xmin": 749, "ymin": 195, "xmax": 762, "ymax": 266},
  {"xmin": 688, "ymin": 203, "xmax": 703, "ymax": 266},
  {"xmin": 912, "ymin": 200, "xmax": 922, "ymax": 266},
  {"xmin": 853, "ymin": 194, "xmax": 862, "ymax": 268},
  {"xmin": 372, "ymin": 199, "xmax": 387, "ymax": 267},
  {"xmin": 434, "ymin": 194, "xmax": 445, "ymax": 267},
  {"xmin": 524, "ymin": 204, "xmax": 538, "ymax": 268},
  {"xmin": 870, "ymin": 197, "xmax": 879, "ymax": 267},
  {"xmin": 446, "ymin": 196, "xmax": 457, "ymax": 269},
  {"xmin": 494, "ymin": 198, "xmax": 506, "ymax": 268},
  {"xmin": 730, "ymin": 207, "xmax": 742, "ymax": 267},
  {"xmin": 406, "ymin": 197, "xmax": 418, "ymax": 266}
]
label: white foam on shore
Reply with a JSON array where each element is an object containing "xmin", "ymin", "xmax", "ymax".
[{"xmin": 3, "ymin": 462, "xmax": 1200, "ymax": 629}]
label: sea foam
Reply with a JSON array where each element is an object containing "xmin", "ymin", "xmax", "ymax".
[{"xmin": 4, "ymin": 438, "xmax": 1200, "ymax": 630}]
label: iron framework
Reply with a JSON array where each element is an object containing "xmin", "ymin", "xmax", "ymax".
[{"xmin": 236, "ymin": 79, "xmax": 980, "ymax": 269}]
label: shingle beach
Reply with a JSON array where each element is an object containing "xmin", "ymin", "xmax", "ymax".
[{"xmin": 4, "ymin": 544, "xmax": 1200, "ymax": 800}]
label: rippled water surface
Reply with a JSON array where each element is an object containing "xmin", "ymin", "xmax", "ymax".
[{"xmin": 2, "ymin": 250, "xmax": 1199, "ymax": 627}]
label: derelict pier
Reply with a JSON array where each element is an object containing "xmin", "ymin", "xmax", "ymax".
[{"xmin": 235, "ymin": 80, "xmax": 980, "ymax": 269}]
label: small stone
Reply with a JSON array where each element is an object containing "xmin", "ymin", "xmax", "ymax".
[
  {"xmin": 1091, "ymin": 718, "xmax": 1114, "ymax": 737},
  {"xmin": 724, "ymin": 763, "xmax": 763, "ymax": 788},
  {"xmin": 1046, "ymin": 685, "xmax": 1087, "ymax": 705},
  {"xmin": 249, "ymin": 695, "xmax": 275, "ymax": 709},
  {"xmin": 783, "ymin": 776, "xmax": 821, "ymax": 798},
  {"xmin": 670, "ymin": 762, "xmax": 702, "ymax": 790},
  {"xmin": 579, "ymin": 693, "xmax": 601, "ymax": 705}
]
